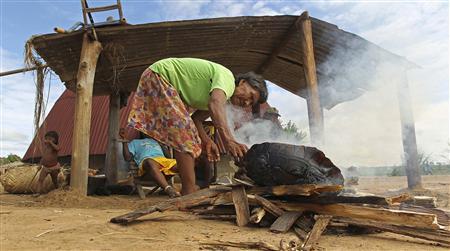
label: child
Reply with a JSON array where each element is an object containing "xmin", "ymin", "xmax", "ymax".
[
  {"xmin": 36, "ymin": 131, "xmax": 61, "ymax": 193},
  {"xmin": 119, "ymin": 128, "xmax": 180, "ymax": 198}
]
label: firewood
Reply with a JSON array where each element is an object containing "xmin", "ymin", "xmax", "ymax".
[
  {"xmin": 278, "ymin": 193, "xmax": 410, "ymax": 206},
  {"xmin": 249, "ymin": 207, "xmax": 266, "ymax": 224},
  {"xmin": 399, "ymin": 203, "xmax": 450, "ymax": 226},
  {"xmin": 247, "ymin": 194, "xmax": 284, "ymax": 217},
  {"xmin": 334, "ymin": 217, "xmax": 450, "ymax": 246},
  {"xmin": 293, "ymin": 213, "xmax": 316, "ymax": 240},
  {"xmin": 275, "ymin": 201, "xmax": 441, "ymax": 229},
  {"xmin": 232, "ymin": 185, "xmax": 250, "ymax": 227},
  {"xmin": 270, "ymin": 211, "xmax": 303, "ymax": 233},
  {"xmin": 110, "ymin": 186, "xmax": 231, "ymax": 224},
  {"xmin": 200, "ymin": 240, "xmax": 279, "ymax": 251},
  {"xmin": 249, "ymin": 184, "xmax": 343, "ymax": 196},
  {"xmin": 300, "ymin": 215, "xmax": 332, "ymax": 251}
]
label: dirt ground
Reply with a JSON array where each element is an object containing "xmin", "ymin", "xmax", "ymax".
[{"xmin": 1, "ymin": 175, "xmax": 449, "ymax": 251}]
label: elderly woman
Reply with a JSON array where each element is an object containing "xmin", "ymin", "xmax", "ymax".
[{"xmin": 128, "ymin": 58, "xmax": 268, "ymax": 195}]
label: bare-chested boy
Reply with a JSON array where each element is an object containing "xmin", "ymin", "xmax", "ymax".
[{"xmin": 36, "ymin": 131, "xmax": 61, "ymax": 193}]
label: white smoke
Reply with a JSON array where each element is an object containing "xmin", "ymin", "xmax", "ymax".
[{"xmin": 226, "ymin": 105, "xmax": 306, "ymax": 148}]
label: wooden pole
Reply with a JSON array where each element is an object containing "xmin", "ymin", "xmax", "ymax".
[
  {"xmin": 397, "ymin": 70, "xmax": 422, "ymax": 189},
  {"xmin": 298, "ymin": 11, "xmax": 324, "ymax": 146},
  {"xmin": 105, "ymin": 92, "xmax": 120, "ymax": 185},
  {"xmin": 70, "ymin": 33, "xmax": 102, "ymax": 195}
]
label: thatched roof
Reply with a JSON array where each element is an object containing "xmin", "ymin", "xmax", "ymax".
[{"xmin": 29, "ymin": 15, "xmax": 414, "ymax": 109}]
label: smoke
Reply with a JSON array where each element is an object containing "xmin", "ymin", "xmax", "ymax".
[{"xmin": 226, "ymin": 105, "xmax": 306, "ymax": 148}]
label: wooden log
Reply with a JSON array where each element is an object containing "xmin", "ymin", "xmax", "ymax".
[
  {"xmin": 299, "ymin": 11, "xmax": 324, "ymax": 146},
  {"xmin": 248, "ymin": 184, "xmax": 343, "ymax": 197},
  {"xmin": 110, "ymin": 186, "xmax": 231, "ymax": 224},
  {"xmin": 280, "ymin": 193, "xmax": 410, "ymax": 206},
  {"xmin": 397, "ymin": 70, "xmax": 422, "ymax": 189},
  {"xmin": 249, "ymin": 207, "xmax": 266, "ymax": 224},
  {"xmin": 293, "ymin": 213, "xmax": 316, "ymax": 240},
  {"xmin": 105, "ymin": 92, "xmax": 120, "ymax": 185},
  {"xmin": 70, "ymin": 33, "xmax": 102, "ymax": 195},
  {"xmin": 399, "ymin": 204, "xmax": 449, "ymax": 226},
  {"xmin": 247, "ymin": 194, "xmax": 284, "ymax": 217},
  {"xmin": 276, "ymin": 202, "xmax": 441, "ymax": 229},
  {"xmin": 335, "ymin": 217, "xmax": 450, "ymax": 246},
  {"xmin": 232, "ymin": 186, "xmax": 250, "ymax": 227},
  {"xmin": 301, "ymin": 215, "xmax": 332, "ymax": 251},
  {"xmin": 191, "ymin": 205, "xmax": 236, "ymax": 216},
  {"xmin": 270, "ymin": 211, "xmax": 303, "ymax": 233}
]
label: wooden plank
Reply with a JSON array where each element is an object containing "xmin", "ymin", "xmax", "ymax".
[
  {"xmin": 105, "ymin": 92, "xmax": 120, "ymax": 185},
  {"xmin": 70, "ymin": 33, "xmax": 102, "ymax": 195},
  {"xmin": 399, "ymin": 204, "xmax": 449, "ymax": 226},
  {"xmin": 335, "ymin": 217, "xmax": 450, "ymax": 246},
  {"xmin": 284, "ymin": 193, "xmax": 410, "ymax": 206},
  {"xmin": 200, "ymin": 240, "xmax": 279, "ymax": 251},
  {"xmin": 301, "ymin": 215, "xmax": 332, "ymax": 251},
  {"xmin": 247, "ymin": 194, "xmax": 284, "ymax": 217},
  {"xmin": 232, "ymin": 186, "xmax": 250, "ymax": 227},
  {"xmin": 293, "ymin": 213, "xmax": 315, "ymax": 240},
  {"xmin": 85, "ymin": 4, "xmax": 119, "ymax": 13},
  {"xmin": 270, "ymin": 211, "xmax": 303, "ymax": 233},
  {"xmin": 249, "ymin": 184, "xmax": 343, "ymax": 196},
  {"xmin": 276, "ymin": 201, "xmax": 441, "ymax": 229},
  {"xmin": 110, "ymin": 186, "xmax": 230, "ymax": 224},
  {"xmin": 299, "ymin": 11, "xmax": 324, "ymax": 146}
]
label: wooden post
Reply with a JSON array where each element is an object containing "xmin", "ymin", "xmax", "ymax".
[
  {"xmin": 105, "ymin": 92, "xmax": 120, "ymax": 185},
  {"xmin": 70, "ymin": 33, "xmax": 102, "ymax": 195},
  {"xmin": 299, "ymin": 12, "xmax": 324, "ymax": 146},
  {"xmin": 397, "ymin": 70, "xmax": 422, "ymax": 189}
]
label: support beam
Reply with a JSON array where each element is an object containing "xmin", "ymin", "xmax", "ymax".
[
  {"xmin": 256, "ymin": 14, "xmax": 305, "ymax": 74},
  {"xmin": 299, "ymin": 12, "xmax": 324, "ymax": 146},
  {"xmin": 397, "ymin": 70, "xmax": 422, "ymax": 189},
  {"xmin": 105, "ymin": 92, "xmax": 120, "ymax": 185},
  {"xmin": 70, "ymin": 33, "xmax": 102, "ymax": 195}
]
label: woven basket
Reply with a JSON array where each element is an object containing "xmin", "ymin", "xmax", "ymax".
[{"xmin": 0, "ymin": 164, "xmax": 64, "ymax": 194}]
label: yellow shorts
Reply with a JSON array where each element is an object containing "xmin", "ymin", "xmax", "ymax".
[{"xmin": 138, "ymin": 156, "xmax": 177, "ymax": 177}]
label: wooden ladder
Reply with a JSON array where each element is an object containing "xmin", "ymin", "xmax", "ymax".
[{"xmin": 80, "ymin": 0, "xmax": 124, "ymax": 40}]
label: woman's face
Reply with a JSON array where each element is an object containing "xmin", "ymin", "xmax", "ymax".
[{"xmin": 230, "ymin": 80, "xmax": 260, "ymax": 108}]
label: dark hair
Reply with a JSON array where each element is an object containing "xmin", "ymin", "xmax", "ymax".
[
  {"xmin": 235, "ymin": 72, "xmax": 268, "ymax": 104},
  {"xmin": 45, "ymin": 131, "xmax": 59, "ymax": 144}
]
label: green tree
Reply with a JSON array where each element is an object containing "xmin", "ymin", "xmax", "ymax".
[{"xmin": 282, "ymin": 120, "xmax": 307, "ymax": 142}]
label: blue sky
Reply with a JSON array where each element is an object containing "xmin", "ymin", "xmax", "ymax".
[{"xmin": 1, "ymin": 0, "xmax": 448, "ymax": 166}]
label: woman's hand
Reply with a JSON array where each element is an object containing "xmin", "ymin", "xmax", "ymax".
[
  {"xmin": 203, "ymin": 139, "xmax": 220, "ymax": 162},
  {"xmin": 224, "ymin": 139, "xmax": 248, "ymax": 161}
]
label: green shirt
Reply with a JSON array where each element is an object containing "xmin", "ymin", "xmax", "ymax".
[{"xmin": 150, "ymin": 58, "xmax": 235, "ymax": 110}]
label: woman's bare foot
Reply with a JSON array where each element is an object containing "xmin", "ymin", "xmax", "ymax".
[{"xmin": 164, "ymin": 186, "xmax": 181, "ymax": 198}]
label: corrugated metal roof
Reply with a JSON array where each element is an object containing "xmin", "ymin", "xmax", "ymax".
[
  {"xmin": 23, "ymin": 90, "xmax": 139, "ymax": 161},
  {"xmin": 23, "ymin": 90, "xmax": 273, "ymax": 161},
  {"xmin": 29, "ymin": 15, "xmax": 414, "ymax": 109}
]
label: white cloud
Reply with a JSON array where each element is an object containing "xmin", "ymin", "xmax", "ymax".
[{"xmin": 0, "ymin": 47, "xmax": 65, "ymax": 157}]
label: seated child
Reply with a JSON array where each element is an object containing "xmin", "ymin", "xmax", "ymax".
[
  {"xmin": 119, "ymin": 128, "xmax": 180, "ymax": 198},
  {"xmin": 37, "ymin": 131, "xmax": 61, "ymax": 193}
]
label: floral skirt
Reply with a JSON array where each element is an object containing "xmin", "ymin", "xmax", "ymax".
[{"xmin": 128, "ymin": 68, "xmax": 202, "ymax": 158}]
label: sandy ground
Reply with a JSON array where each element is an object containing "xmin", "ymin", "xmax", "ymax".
[{"xmin": 1, "ymin": 175, "xmax": 449, "ymax": 251}]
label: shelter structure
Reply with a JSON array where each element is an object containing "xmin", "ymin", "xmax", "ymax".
[{"xmin": 22, "ymin": 9, "xmax": 421, "ymax": 194}]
